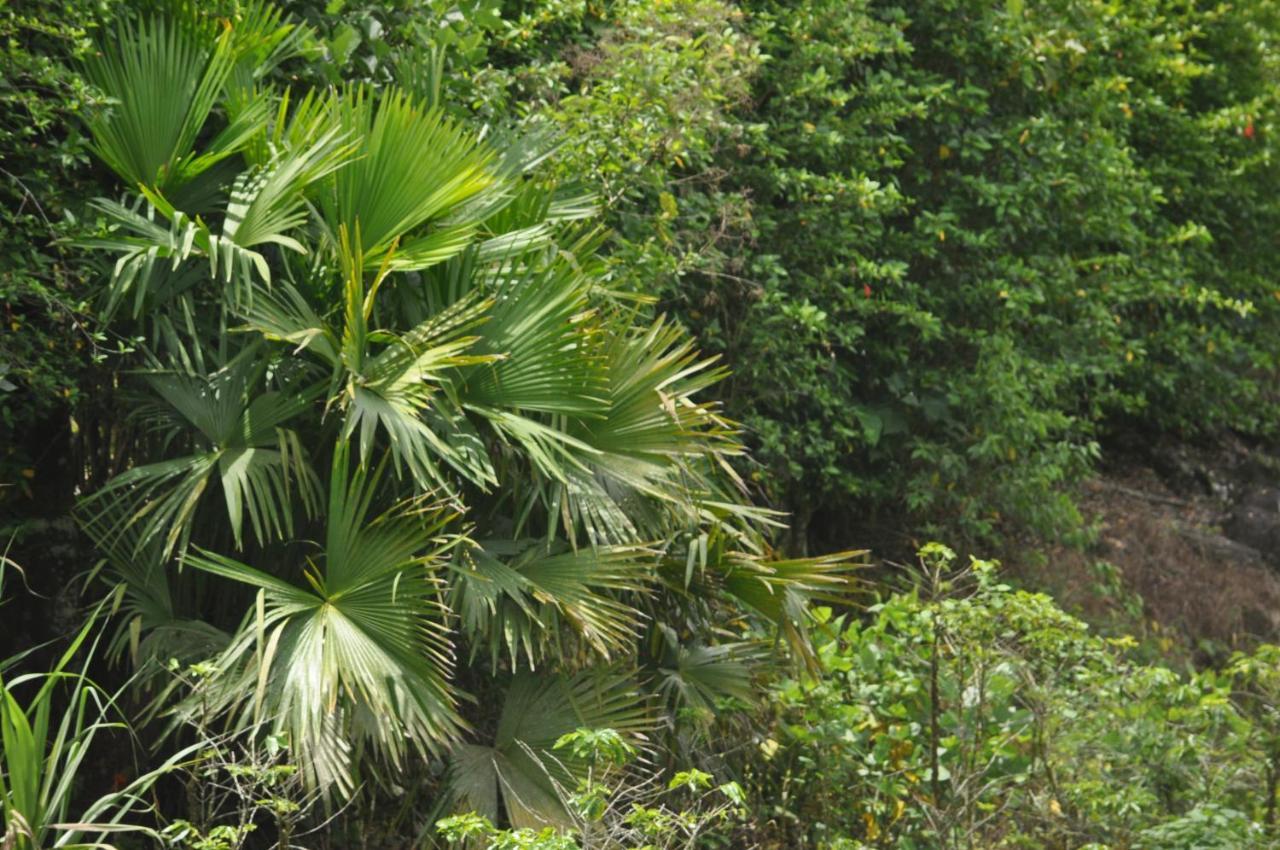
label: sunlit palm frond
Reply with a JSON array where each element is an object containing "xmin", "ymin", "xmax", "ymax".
[
  {"xmin": 84, "ymin": 14, "xmax": 265, "ymax": 192},
  {"xmin": 239, "ymin": 235, "xmax": 498, "ymax": 492},
  {"xmin": 183, "ymin": 446, "xmax": 467, "ymax": 794},
  {"xmin": 221, "ymin": 0, "xmax": 311, "ymax": 105},
  {"xmin": 448, "ymin": 540, "xmax": 654, "ymax": 670},
  {"xmin": 509, "ymin": 315, "xmax": 738, "ymax": 545},
  {"xmin": 336, "ymin": 234, "xmax": 498, "ymax": 490},
  {"xmin": 319, "ymin": 86, "xmax": 500, "ymax": 269},
  {"xmin": 84, "ymin": 195, "xmax": 272, "ymax": 317},
  {"xmin": 459, "ymin": 260, "xmax": 609, "ymax": 418},
  {"xmin": 222, "ymin": 125, "xmax": 357, "ymax": 255}
]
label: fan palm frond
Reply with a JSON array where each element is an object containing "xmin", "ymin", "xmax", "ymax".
[
  {"xmin": 447, "ymin": 670, "xmax": 651, "ymax": 829},
  {"xmin": 651, "ymin": 624, "xmax": 767, "ymax": 716},
  {"xmin": 85, "ymin": 113, "xmax": 356, "ymax": 317},
  {"xmin": 78, "ymin": 348, "xmax": 320, "ymax": 559},
  {"xmin": 449, "ymin": 540, "xmax": 654, "ymax": 670},
  {"xmin": 460, "ymin": 260, "xmax": 609, "ymax": 419},
  {"xmin": 83, "ymin": 14, "xmax": 266, "ymax": 192},
  {"xmin": 509, "ymin": 315, "xmax": 739, "ymax": 545},
  {"xmin": 183, "ymin": 446, "xmax": 467, "ymax": 794},
  {"xmin": 319, "ymin": 87, "xmax": 500, "ymax": 270}
]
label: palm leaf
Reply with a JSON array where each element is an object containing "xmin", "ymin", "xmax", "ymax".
[
  {"xmin": 651, "ymin": 624, "xmax": 767, "ymax": 716},
  {"xmin": 447, "ymin": 670, "xmax": 651, "ymax": 829},
  {"xmin": 77, "ymin": 349, "xmax": 320, "ymax": 559},
  {"xmin": 448, "ymin": 540, "xmax": 654, "ymax": 670},
  {"xmin": 514, "ymin": 316, "xmax": 738, "ymax": 545},
  {"xmin": 458, "ymin": 260, "xmax": 609, "ymax": 418},
  {"xmin": 83, "ymin": 14, "xmax": 264, "ymax": 192},
  {"xmin": 318, "ymin": 87, "xmax": 500, "ymax": 269},
  {"xmin": 84, "ymin": 196, "xmax": 273, "ymax": 317},
  {"xmin": 701, "ymin": 547, "xmax": 867, "ymax": 667},
  {"xmin": 183, "ymin": 446, "xmax": 467, "ymax": 794}
]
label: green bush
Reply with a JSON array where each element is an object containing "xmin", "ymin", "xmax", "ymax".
[
  {"xmin": 660, "ymin": 0, "xmax": 1280, "ymax": 549},
  {"xmin": 740, "ymin": 544, "xmax": 1280, "ymax": 849},
  {"xmin": 0, "ymin": 0, "xmax": 117, "ymax": 496}
]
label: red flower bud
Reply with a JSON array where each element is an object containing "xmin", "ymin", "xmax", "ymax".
[
  {"xmin": 863, "ymin": 284, "xmax": 873, "ymax": 299},
  {"xmin": 1245, "ymin": 121, "xmax": 1256, "ymax": 139}
]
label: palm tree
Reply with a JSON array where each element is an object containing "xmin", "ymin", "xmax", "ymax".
[{"xmin": 76, "ymin": 0, "xmax": 862, "ymax": 824}]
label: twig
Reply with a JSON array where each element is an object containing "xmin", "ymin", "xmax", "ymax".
[{"xmin": 1095, "ymin": 481, "xmax": 1191, "ymax": 508}]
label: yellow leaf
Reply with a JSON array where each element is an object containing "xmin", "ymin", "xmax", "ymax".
[
  {"xmin": 1125, "ymin": 350, "xmax": 1134, "ymax": 363},
  {"xmin": 1049, "ymin": 798, "xmax": 1063, "ymax": 816},
  {"xmin": 937, "ymin": 229, "xmax": 946, "ymax": 242},
  {"xmin": 20, "ymin": 468, "xmax": 35, "ymax": 479},
  {"xmin": 938, "ymin": 144, "xmax": 952, "ymax": 159},
  {"xmin": 863, "ymin": 812, "xmax": 880, "ymax": 840},
  {"xmin": 658, "ymin": 191, "xmax": 678, "ymax": 219}
]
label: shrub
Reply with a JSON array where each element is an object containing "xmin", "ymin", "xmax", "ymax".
[
  {"xmin": 0, "ymin": 0, "xmax": 117, "ymax": 499},
  {"xmin": 739, "ymin": 545, "xmax": 1280, "ymax": 849},
  {"xmin": 66, "ymin": 0, "xmax": 856, "ymax": 823},
  {"xmin": 663, "ymin": 0, "xmax": 1280, "ymax": 550}
]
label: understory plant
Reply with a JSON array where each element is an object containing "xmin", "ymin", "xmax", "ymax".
[
  {"xmin": 436, "ymin": 727, "xmax": 744, "ymax": 850},
  {"xmin": 0, "ymin": 574, "xmax": 196, "ymax": 850},
  {"xmin": 67, "ymin": 0, "xmax": 858, "ymax": 833},
  {"xmin": 743, "ymin": 544, "xmax": 1277, "ymax": 849}
]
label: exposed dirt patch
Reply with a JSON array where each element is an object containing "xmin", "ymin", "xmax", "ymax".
[{"xmin": 1023, "ymin": 441, "xmax": 1280, "ymax": 663}]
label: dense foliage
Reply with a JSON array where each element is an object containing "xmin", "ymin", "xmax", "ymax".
[
  {"xmin": 663, "ymin": 0, "xmax": 1280, "ymax": 548},
  {"xmin": 0, "ymin": 0, "xmax": 116, "ymax": 491},
  {"xmin": 2, "ymin": 0, "xmax": 858, "ymax": 840},
  {"xmin": 744, "ymin": 546, "xmax": 1280, "ymax": 848},
  {"xmin": 4, "ymin": 0, "xmax": 1280, "ymax": 848}
]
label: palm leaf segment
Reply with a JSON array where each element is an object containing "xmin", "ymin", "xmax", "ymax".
[
  {"xmin": 184, "ymin": 447, "xmax": 465, "ymax": 793},
  {"xmin": 79, "ymin": 347, "xmax": 320, "ymax": 561},
  {"xmin": 449, "ymin": 540, "xmax": 655, "ymax": 671},
  {"xmin": 449, "ymin": 670, "xmax": 650, "ymax": 830}
]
